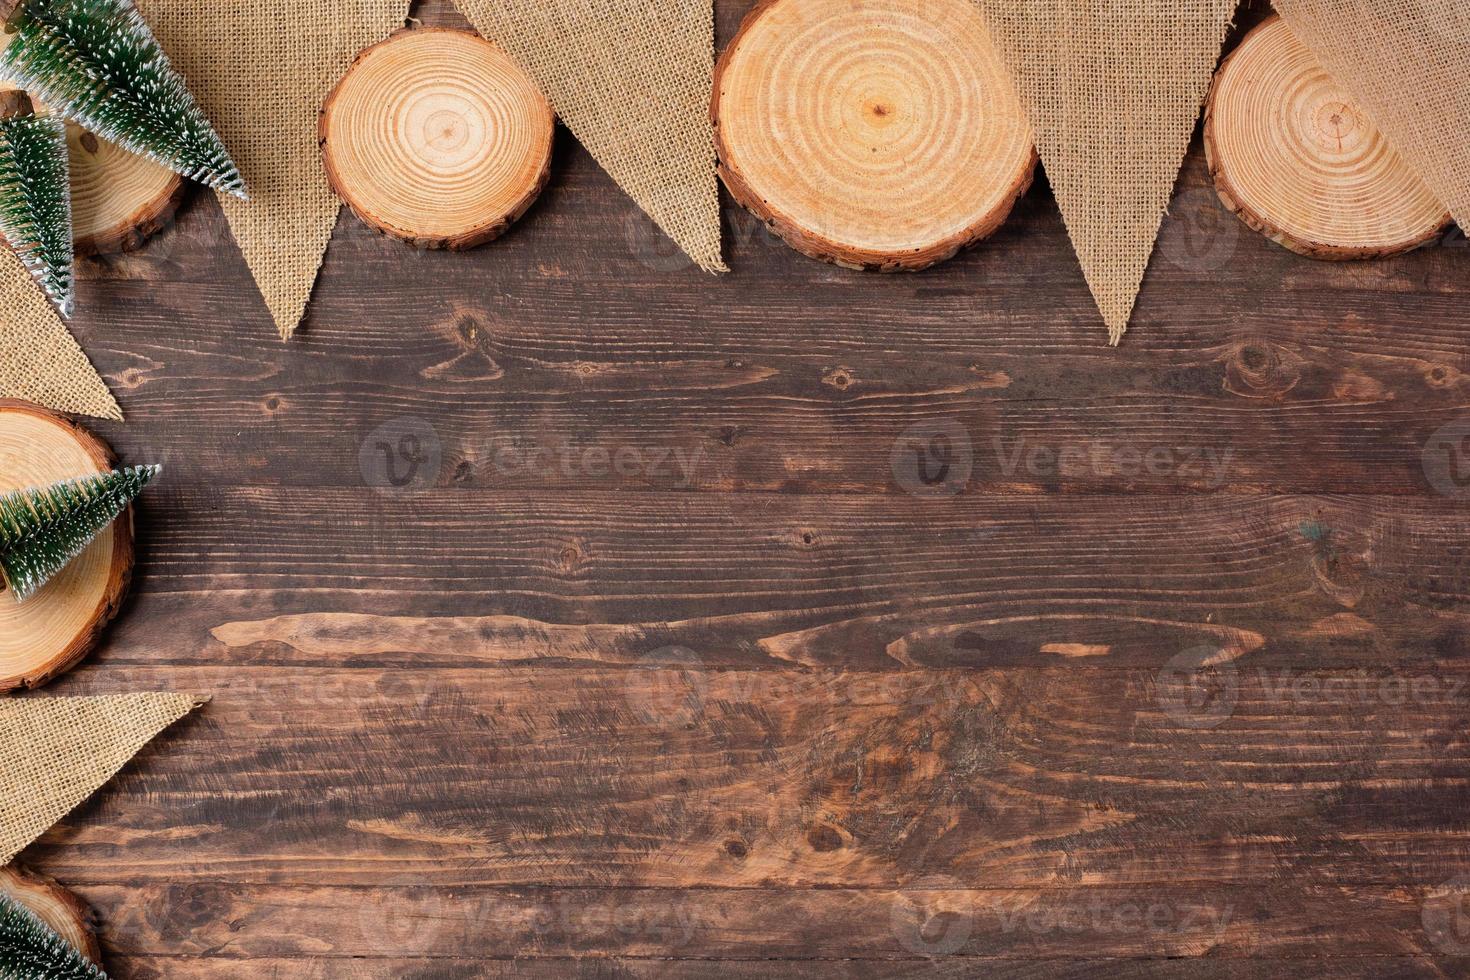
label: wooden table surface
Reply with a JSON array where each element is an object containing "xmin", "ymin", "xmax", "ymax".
[{"xmin": 19, "ymin": 0, "xmax": 1470, "ymax": 976}]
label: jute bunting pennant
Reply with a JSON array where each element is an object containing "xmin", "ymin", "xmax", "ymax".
[
  {"xmin": 1273, "ymin": 0, "xmax": 1470, "ymax": 232},
  {"xmin": 137, "ymin": 0, "xmax": 411, "ymax": 340},
  {"xmin": 0, "ymin": 693, "xmax": 203, "ymax": 865},
  {"xmin": 973, "ymin": 0, "xmax": 1237, "ymax": 344},
  {"xmin": 453, "ymin": 0, "xmax": 727, "ymax": 274},
  {"xmin": 0, "ymin": 250, "xmax": 119, "ymax": 420}
]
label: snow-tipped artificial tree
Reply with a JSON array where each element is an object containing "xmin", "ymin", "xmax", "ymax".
[
  {"xmin": 0, "ymin": 0, "xmax": 244, "ymax": 196},
  {"xmin": 0, "ymin": 89, "xmax": 72, "ymax": 316},
  {"xmin": 0, "ymin": 892, "xmax": 106, "ymax": 980},
  {"xmin": 0, "ymin": 463, "xmax": 159, "ymax": 602}
]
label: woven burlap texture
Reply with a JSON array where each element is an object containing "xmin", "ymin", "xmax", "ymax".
[
  {"xmin": 136, "ymin": 0, "xmax": 409, "ymax": 340},
  {"xmin": 453, "ymin": 0, "xmax": 726, "ymax": 273},
  {"xmin": 0, "ymin": 249, "xmax": 120, "ymax": 420},
  {"xmin": 1274, "ymin": 0, "xmax": 1469, "ymax": 231},
  {"xmin": 973, "ymin": 0, "xmax": 1236, "ymax": 344},
  {"xmin": 0, "ymin": 693, "xmax": 202, "ymax": 866}
]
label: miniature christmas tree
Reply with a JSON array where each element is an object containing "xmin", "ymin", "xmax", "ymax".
[
  {"xmin": 0, "ymin": 90, "xmax": 72, "ymax": 316},
  {"xmin": 0, "ymin": 0, "xmax": 244, "ymax": 197},
  {"xmin": 0, "ymin": 892, "xmax": 106, "ymax": 979},
  {"xmin": 0, "ymin": 463, "xmax": 159, "ymax": 602}
]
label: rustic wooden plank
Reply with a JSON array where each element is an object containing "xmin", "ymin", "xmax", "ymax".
[
  {"xmin": 86, "ymin": 488, "xmax": 1470, "ymax": 671},
  {"xmin": 44, "ymin": 17, "xmax": 1470, "ymax": 499},
  {"xmin": 72, "ymin": 167, "xmax": 1470, "ymax": 496},
  {"xmin": 101, "ymin": 956, "xmax": 1456, "ymax": 980},
  {"xmin": 22, "ymin": 663, "xmax": 1470, "ymax": 890},
  {"xmin": 74, "ymin": 882, "xmax": 1455, "ymax": 960},
  {"xmin": 24, "ymin": 0, "xmax": 1470, "ymax": 972}
]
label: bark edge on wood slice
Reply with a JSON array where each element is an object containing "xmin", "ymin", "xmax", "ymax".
[
  {"xmin": 0, "ymin": 81, "xmax": 185, "ymax": 256},
  {"xmin": 69, "ymin": 124, "xmax": 187, "ymax": 257},
  {"xmin": 711, "ymin": 0, "xmax": 1036, "ymax": 272},
  {"xmin": 0, "ymin": 400, "xmax": 133, "ymax": 691},
  {"xmin": 1204, "ymin": 14, "xmax": 1450, "ymax": 260},
  {"xmin": 320, "ymin": 27, "xmax": 555, "ymax": 251},
  {"xmin": 0, "ymin": 864, "xmax": 102, "ymax": 967}
]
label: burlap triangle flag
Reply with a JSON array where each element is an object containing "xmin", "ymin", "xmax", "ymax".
[
  {"xmin": 0, "ymin": 693, "xmax": 203, "ymax": 865},
  {"xmin": 453, "ymin": 0, "xmax": 726, "ymax": 274},
  {"xmin": 973, "ymin": 0, "xmax": 1237, "ymax": 344},
  {"xmin": 0, "ymin": 251, "xmax": 120, "ymax": 420},
  {"xmin": 1273, "ymin": 0, "xmax": 1470, "ymax": 231},
  {"xmin": 136, "ymin": 0, "xmax": 411, "ymax": 340}
]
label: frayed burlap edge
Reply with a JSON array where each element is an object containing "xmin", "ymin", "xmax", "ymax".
[
  {"xmin": 1274, "ymin": 0, "xmax": 1470, "ymax": 232},
  {"xmin": 0, "ymin": 250, "xmax": 120, "ymax": 420},
  {"xmin": 138, "ymin": 0, "xmax": 411, "ymax": 340},
  {"xmin": 974, "ymin": 0, "xmax": 1237, "ymax": 344},
  {"xmin": 0, "ymin": 693, "xmax": 205, "ymax": 866},
  {"xmin": 453, "ymin": 0, "xmax": 727, "ymax": 274}
]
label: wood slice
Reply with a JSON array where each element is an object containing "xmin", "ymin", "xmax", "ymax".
[
  {"xmin": 0, "ymin": 865, "xmax": 102, "ymax": 966},
  {"xmin": 68, "ymin": 125, "xmax": 187, "ymax": 257},
  {"xmin": 712, "ymin": 0, "xmax": 1036, "ymax": 272},
  {"xmin": 0, "ymin": 400, "xmax": 133, "ymax": 691},
  {"xmin": 1204, "ymin": 15, "xmax": 1450, "ymax": 260},
  {"xmin": 0, "ymin": 81, "xmax": 184, "ymax": 256},
  {"xmin": 320, "ymin": 27, "xmax": 555, "ymax": 250}
]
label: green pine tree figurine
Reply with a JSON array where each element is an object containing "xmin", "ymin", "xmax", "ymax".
[
  {"xmin": 0, "ymin": 0, "xmax": 244, "ymax": 197},
  {"xmin": 0, "ymin": 90, "xmax": 72, "ymax": 317},
  {"xmin": 0, "ymin": 463, "xmax": 159, "ymax": 602},
  {"xmin": 0, "ymin": 892, "xmax": 106, "ymax": 979}
]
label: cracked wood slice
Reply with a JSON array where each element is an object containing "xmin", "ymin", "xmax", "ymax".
[
  {"xmin": 1204, "ymin": 15, "xmax": 1450, "ymax": 260},
  {"xmin": 712, "ymin": 0, "xmax": 1036, "ymax": 271},
  {"xmin": 0, "ymin": 81, "xmax": 184, "ymax": 256},
  {"xmin": 0, "ymin": 400, "xmax": 133, "ymax": 691},
  {"xmin": 321, "ymin": 27, "xmax": 555, "ymax": 250},
  {"xmin": 0, "ymin": 865, "xmax": 102, "ymax": 967}
]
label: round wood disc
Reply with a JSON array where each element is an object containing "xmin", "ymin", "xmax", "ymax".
[
  {"xmin": 0, "ymin": 865, "xmax": 102, "ymax": 966},
  {"xmin": 0, "ymin": 81, "xmax": 185, "ymax": 256},
  {"xmin": 712, "ymin": 0, "xmax": 1036, "ymax": 271},
  {"xmin": 68, "ymin": 124, "xmax": 187, "ymax": 257},
  {"xmin": 320, "ymin": 27, "xmax": 555, "ymax": 250},
  {"xmin": 1204, "ymin": 15, "xmax": 1450, "ymax": 260},
  {"xmin": 0, "ymin": 401, "xmax": 133, "ymax": 691}
]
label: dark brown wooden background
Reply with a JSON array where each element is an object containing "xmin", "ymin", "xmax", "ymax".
[{"xmin": 17, "ymin": 0, "xmax": 1470, "ymax": 975}]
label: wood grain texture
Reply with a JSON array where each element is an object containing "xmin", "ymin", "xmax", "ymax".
[
  {"xmin": 1205, "ymin": 16, "xmax": 1450, "ymax": 260},
  {"xmin": 0, "ymin": 80, "xmax": 186, "ymax": 257},
  {"xmin": 67, "ymin": 125, "xmax": 186, "ymax": 258},
  {"xmin": 11, "ymin": 0, "xmax": 1470, "ymax": 976},
  {"xmin": 713, "ymin": 0, "xmax": 1035, "ymax": 270},
  {"xmin": 0, "ymin": 401, "xmax": 133, "ymax": 690},
  {"xmin": 0, "ymin": 864, "xmax": 101, "ymax": 966},
  {"xmin": 321, "ymin": 27, "xmax": 554, "ymax": 250}
]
